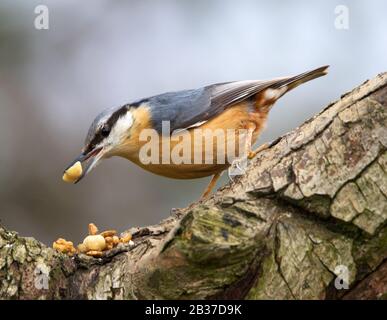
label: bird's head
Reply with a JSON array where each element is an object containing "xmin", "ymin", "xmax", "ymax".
[{"xmin": 64, "ymin": 105, "xmax": 135, "ymax": 183}]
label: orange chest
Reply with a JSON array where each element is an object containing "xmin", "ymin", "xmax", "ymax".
[
  {"xmin": 123, "ymin": 101, "xmax": 267, "ymax": 156},
  {"xmin": 113, "ymin": 101, "xmax": 269, "ymax": 178}
]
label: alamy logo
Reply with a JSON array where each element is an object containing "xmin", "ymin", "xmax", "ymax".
[
  {"xmin": 34, "ymin": 264, "xmax": 50, "ymax": 290},
  {"xmin": 334, "ymin": 265, "xmax": 349, "ymax": 290},
  {"xmin": 138, "ymin": 122, "xmax": 252, "ymax": 175},
  {"xmin": 334, "ymin": 5, "xmax": 349, "ymax": 30},
  {"xmin": 34, "ymin": 5, "xmax": 49, "ymax": 30}
]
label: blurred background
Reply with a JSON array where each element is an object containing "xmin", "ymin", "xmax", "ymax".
[{"xmin": 0, "ymin": 0, "xmax": 386, "ymax": 245}]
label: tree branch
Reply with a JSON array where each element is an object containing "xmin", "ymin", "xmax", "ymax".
[{"xmin": 1, "ymin": 73, "xmax": 386, "ymax": 300}]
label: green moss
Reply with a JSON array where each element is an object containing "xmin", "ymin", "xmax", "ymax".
[
  {"xmin": 246, "ymin": 251, "xmax": 294, "ymax": 300},
  {"xmin": 146, "ymin": 205, "xmax": 266, "ymax": 299},
  {"xmin": 12, "ymin": 243, "xmax": 27, "ymax": 264},
  {"xmin": 352, "ymin": 225, "xmax": 387, "ymax": 277},
  {"xmin": 296, "ymin": 194, "xmax": 332, "ymax": 218}
]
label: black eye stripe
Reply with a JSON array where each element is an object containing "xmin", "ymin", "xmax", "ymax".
[
  {"xmin": 84, "ymin": 105, "xmax": 129, "ymax": 153},
  {"xmin": 101, "ymin": 125, "xmax": 110, "ymax": 137}
]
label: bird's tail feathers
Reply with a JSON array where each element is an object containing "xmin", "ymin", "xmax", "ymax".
[{"xmin": 273, "ymin": 65, "xmax": 329, "ymax": 93}]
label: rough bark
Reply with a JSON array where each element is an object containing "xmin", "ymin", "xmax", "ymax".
[{"xmin": 1, "ymin": 73, "xmax": 386, "ymax": 300}]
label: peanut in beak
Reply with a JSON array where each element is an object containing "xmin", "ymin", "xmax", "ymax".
[{"xmin": 62, "ymin": 161, "xmax": 83, "ymax": 183}]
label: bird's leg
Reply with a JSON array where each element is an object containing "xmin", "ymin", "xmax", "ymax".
[
  {"xmin": 242, "ymin": 123, "xmax": 269, "ymax": 160},
  {"xmin": 200, "ymin": 171, "xmax": 222, "ymax": 200},
  {"xmin": 228, "ymin": 123, "xmax": 255, "ymax": 177},
  {"xmin": 240, "ymin": 121, "xmax": 270, "ymax": 159},
  {"xmin": 248, "ymin": 142, "xmax": 270, "ymax": 159}
]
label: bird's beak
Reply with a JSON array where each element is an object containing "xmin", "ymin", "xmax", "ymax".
[{"xmin": 64, "ymin": 147, "xmax": 104, "ymax": 183}]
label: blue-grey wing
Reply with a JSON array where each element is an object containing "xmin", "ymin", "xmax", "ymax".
[
  {"xmin": 142, "ymin": 79, "xmax": 279, "ymax": 133},
  {"xmin": 133, "ymin": 66, "xmax": 328, "ymax": 133}
]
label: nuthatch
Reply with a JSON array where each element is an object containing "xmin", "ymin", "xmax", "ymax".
[{"xmin": 63, "ymin": 66, "xmax": 328, "ymax": 198}]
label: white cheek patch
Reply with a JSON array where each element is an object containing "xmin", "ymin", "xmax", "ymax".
[
  {"xmin": 109, "ymin": 112, "xmax": 134, "ymax": 144},
  {"xmin": 263, "ymin": 86, "xmax": 288, "ymax": 101}
]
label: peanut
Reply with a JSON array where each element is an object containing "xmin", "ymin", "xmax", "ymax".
[
  {"xmin": 77, "ymin": 243, "xmax": 88, "ymax": 253},
  {"xmin": 86, "ymin": 250, "xmax": 103, "ymax": 257},
  {"xmin": 53, "ymin": 238, "xmax": 76, "ymax": 256},
  {"xmin": 112, "ymin": 236, "xmax": 120, "ymax": 245},
  {"xmin": 120, "ymin": 233, "xmax": 132, "ymax": 243},
  {"xmin": 83, "ymin": 235, "xmax": 106, "ymax": 251},
  {"xmin": 101, "ymin": 230, "xmax": 117, "ymax": 238},
  {"xmin": 88, "ymin": 223, "xmax": 98, "ymax": 235},
  {"xmin": 62, "ymin": 161, "xmax": 82, "ymax": 183}
]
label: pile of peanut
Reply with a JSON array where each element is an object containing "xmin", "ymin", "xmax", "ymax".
[{"xmin": 53, "ymin": 223, "xmax": 132, "ymax": 257}]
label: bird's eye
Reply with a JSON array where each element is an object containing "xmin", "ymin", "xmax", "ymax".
[{"xmin": 101, "ymin": 125, "xmax": 110, "ymax": 137}]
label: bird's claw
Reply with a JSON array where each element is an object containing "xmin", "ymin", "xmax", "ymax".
[{"xmin": 228, "ymin": 157, "xmax": 247, "ymax": 180}]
